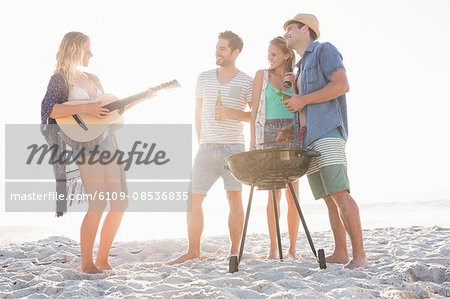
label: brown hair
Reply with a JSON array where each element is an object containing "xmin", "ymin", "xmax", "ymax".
[
  {"xmin": 270, "ymin": 36, "xmax": 296, "ymax": 68},
  {"xmin": 218, "ymin": 30, "xmax": 244, "ymax": 53},
  {"xmin": 291, "ymin": 22, "xmax": 317, "ymax": 41}
]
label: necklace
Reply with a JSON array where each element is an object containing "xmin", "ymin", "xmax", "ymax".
[{"xmin": 269, "ymin": 70, "xmax": 287, "ymax": 92}]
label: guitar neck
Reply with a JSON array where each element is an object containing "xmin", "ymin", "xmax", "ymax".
[{"xmin": 103, "ymin": 84, "xmax": 166, "ymax": 112}]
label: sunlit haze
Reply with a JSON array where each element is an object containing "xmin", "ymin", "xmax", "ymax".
[{"xmin": 1, "ymin": 0, "xmax": 449, "ymax": 242}]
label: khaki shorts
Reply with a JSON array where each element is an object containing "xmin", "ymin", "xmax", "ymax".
[{"xmin": 191, "ymin": 143, "xmax": 244, "ymax": 195}]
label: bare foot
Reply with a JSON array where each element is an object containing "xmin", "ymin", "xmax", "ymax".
[
  {"xmin": 82, "ymin": 264, "xmax": 103, "ymax": 274},
  {"xmin": 344, "ymin": 257, "xmax": 369, "ymax": 269},
  {"xmin": 326, "ymin": 252, "xmax": 350, "ymax": 265},
  {"xmin": 287, "ymin": 252, "xmax": 299, "ymax": 260},
  {"xmin": 95, "ymin": 262, "xmax": 112, "ymax": 271},
  {"xmin": 266, "ymin": 249, "xmax": 278, "ymax": 260},
  {"xmin": 167, "ymin": 252, "xmax": 200, "ymax": 265}
]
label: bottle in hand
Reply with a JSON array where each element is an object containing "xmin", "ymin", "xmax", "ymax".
[
  {"xmin": 283, "ymin": 57, "xmax": 294, "ymax": 89},
  {"xmin": 215, "ymin": 90, "xmax": 222, "ymax": 120}
]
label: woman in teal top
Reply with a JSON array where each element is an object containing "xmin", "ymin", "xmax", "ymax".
[{"xmin": 250, "ymin": 37, "xmax": 300, "ymax": 259}]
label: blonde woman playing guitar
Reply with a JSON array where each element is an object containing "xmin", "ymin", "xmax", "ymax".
[{"xmin": 41, "ymin": 32, "xmax": 155, "ymax": 274}]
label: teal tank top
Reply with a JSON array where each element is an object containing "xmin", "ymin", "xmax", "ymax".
[{"xmin": 265, "ymin": 82, "xmax": 293, "ymax": 119}]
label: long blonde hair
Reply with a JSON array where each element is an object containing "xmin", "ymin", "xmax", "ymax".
[{"xmin": 55, "ymin": 32, "xmax": 90, "ymax": 91}]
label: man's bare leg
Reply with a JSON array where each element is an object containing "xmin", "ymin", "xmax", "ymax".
[
  {"xmin": 168, "ymin": 193, "xmax": 205, "ymax": 265},
  {"xmin": 330, "ymin": 191, "xmax": 368, "ymax": 269},
  {"xmin": 226, "ymin": 190, "xmax": 244, "ymax": 257},
  {"xmin": 323, "ymin": 195, "xmax": 349, "ymax": 264}
]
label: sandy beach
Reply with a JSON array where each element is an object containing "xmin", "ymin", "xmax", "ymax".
[
  {"xmin": 2, "ymin": 0, "xmax": 450, "ymax": 298},
  {"xmin": 0, "ymin": 226, "xmax": 449, "ymax": 298}
]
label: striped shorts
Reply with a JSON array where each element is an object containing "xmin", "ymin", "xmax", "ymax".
[{"xmin": 306, "ymin": 131, "xmax": 350, "ymax": 200}]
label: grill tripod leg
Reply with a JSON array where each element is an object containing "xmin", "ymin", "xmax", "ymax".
[
  {"xmin": 237, "ymin": 185, "xmax": 254, "ymax": 264},
  {"xmin": 272, "ymin": 189, "xmax": 283, "ymax": 260},
  {"xmin": 287, "ymin": 181, "xmax": 317, "ymax": 257}
]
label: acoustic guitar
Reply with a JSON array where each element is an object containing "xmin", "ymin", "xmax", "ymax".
[{"xmin": 55, "ymin": 80, "xmax": 180, "ymax": 149}]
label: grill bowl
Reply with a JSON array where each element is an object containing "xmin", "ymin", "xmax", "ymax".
[{"xmin": 225, "ymin": 147, "xmax": 320, "ymax": 190}]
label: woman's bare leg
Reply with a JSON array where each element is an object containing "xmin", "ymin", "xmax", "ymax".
[
  {"xmin": 266, "ymin": 189, "xmax": 282, "ymax": 259},
  {"xmin": 78, "ymin": 162, "xmax": 107, "ymax": 274},
  {"xmin": 285, "ymin": 181, "xmax": 300, "ymax": 259},
  {"xmin": 95, "ymin": 162, "xmax": 127, "ymax": 270}
]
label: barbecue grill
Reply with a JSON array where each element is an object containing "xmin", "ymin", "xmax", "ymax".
[{"xmin": 224, "ymin": 147, "xmax": 327, "ymax": 272}]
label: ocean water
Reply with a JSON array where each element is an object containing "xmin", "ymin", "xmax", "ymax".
[{"xmin": 1, "ymin": 182, "xmax": 449, "ymax": 245}]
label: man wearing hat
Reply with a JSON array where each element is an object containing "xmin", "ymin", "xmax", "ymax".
[{"xmin": 278, "ymin": 13, "xmax": 368, "ymax": 269}]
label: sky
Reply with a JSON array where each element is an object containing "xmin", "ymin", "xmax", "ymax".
[{"xmin": 0, "ymin": 0, "xmax": 449, "ymax": 240}]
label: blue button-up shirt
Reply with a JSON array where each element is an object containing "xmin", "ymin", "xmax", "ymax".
[{"xmin": 293, "ymin": 41, "xmax": 348, "ymax": 147}]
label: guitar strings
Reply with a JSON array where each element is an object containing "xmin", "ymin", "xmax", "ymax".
[{"xmin": 102, "ymin": 81, "xmax": 175, "ymax": 111}]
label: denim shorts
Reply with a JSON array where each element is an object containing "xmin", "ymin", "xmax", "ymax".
[
  {"xmin": 262, "ymin": 118, "xmax": 295, "ymax": 149},
  {"xmin": 191, "ymin": 143, "xmax": 245, "ymax": 195},
  {"xmin": 71, "ymin": 134, "xmax": 116, "ymax": 161}
]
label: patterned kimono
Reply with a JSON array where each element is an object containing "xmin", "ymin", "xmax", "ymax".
[{"xmin": 40, "ymin": 72, "xmax": 127, "ymax": 216}]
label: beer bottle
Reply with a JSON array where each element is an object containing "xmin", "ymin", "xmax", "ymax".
[{"xmin": 283, "ymin": 57, "xmax": 294, "ymax": 89}]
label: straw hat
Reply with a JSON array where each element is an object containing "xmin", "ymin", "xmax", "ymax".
[{"xmin": 283, "ymin": 13, "xmax": 320, "ymax": 39}]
